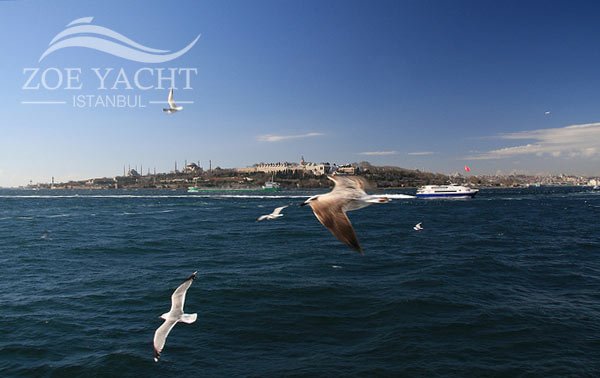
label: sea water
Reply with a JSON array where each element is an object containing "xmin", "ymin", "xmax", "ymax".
[{"xmin": 0, "ymin": 187, "xmax": 599, "ymax": 376}]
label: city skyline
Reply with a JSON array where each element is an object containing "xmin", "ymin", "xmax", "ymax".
[
  {"xmin": 2, "ymin": 0, "xmax": 600, "ymax": 187},
  {"xmin": 24, "ymin": 156, "xmax": 600, "ymax": 189}
]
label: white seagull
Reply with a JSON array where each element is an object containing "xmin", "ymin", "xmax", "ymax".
[
  {"xmin": 413, "ymin": 222, "xmax": 423, "ymax": 231},
  {"xmin": 163, "ymin": 88, "xmax": 183, "ymax": 114},
  {"xmin": 544, "ymin": 111, "xmax": 551, "ymax": 115},
  {"xmin": 301, "ymin": 175, "xmax": 390, "ymax": 253},
  {"xmin": 257, "ymin": 205, "xmax": 288, "ymax": 221},
  {"xmin": 153, "ymin": 271, "xmax": 198, "ymax": 362}
]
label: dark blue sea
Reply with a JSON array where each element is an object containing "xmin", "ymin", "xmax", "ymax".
[{"xmin": 1, "ymin": 187, "xmax": 599, "ymax": 377}]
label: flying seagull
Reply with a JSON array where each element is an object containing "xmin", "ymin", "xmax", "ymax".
[
  {"xmin": 413, "ymin": 222, "xmax": 423, "ymax": 231},
  {"xmin": 544, "ymin": 111, "xmax": 551, "ymax": 115},
  {"xmin": 257, "ymin": 205, "xmax": 288, "ymax": 221},
  {"xmin": 301, "ymin": 175, "xmax": 390, "ymax": 253},
  {"xmin": 153, "ymin": 271, "xmax": 198, "ymax": 362},
  {"xmin": 163, "ymin": 88, "xmax": 183, "ymax": 114}
]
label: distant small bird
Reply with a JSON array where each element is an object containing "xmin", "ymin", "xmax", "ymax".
[
  {"xmin": 301, "ymin": 175, "xmax": 390, "ymax": 253},
  {"xmin": 163, "ymin": 88, "xmax": 183, "ymax": 114},
  {"xmin": 153, "ymin": 271, "xmax": 198, "ymax": 362},
  {"xmin": 40, "ymin": 230, "xmax": 51, "ymax": 239},
  {"xmin": 544, "ymin": 111, "xmax": 551, "ymax": 115},
  {"xmin": 257, "ymin": 205, "xmax": 288, "ymax": 221},
  {"xmin": 413, "ymin": 222, "xmax": 423, "ymax": 231}
]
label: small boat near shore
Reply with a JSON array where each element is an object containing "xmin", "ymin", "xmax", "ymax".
[
  {"xmin": 416, "ymin": 184, "xmax": 478, "ymax": 199},
  {"xmin": 187, "ymin": 180, "xmax": 281, "ymax": 193},
  {"xmin": 262, "ymin": 180, "xmax": 281, "ymax": 192}
]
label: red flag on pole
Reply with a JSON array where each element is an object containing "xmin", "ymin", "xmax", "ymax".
[{"xmin": 464, "ymin": 165, "xmax": 471, "ymax": 172}]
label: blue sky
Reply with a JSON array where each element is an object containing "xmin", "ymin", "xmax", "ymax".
[{"xmin": 1, "ymin": 0, "xmax": 600, "ymax": 186}]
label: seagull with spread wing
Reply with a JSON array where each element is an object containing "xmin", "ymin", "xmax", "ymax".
[
  {"xmin": 256, "ymin": 205, "xmax": 288, "ymax": 221},
  {"xmin": 153, "ymin": 271, "xmax": 197, "ymax": 362},
  {"xmin": 301, "ymin": 175, "xmax": 390, "ymax": 253},
  {"xmin": 162, "ymin": 88, "xmax": 183, "ymax": 114}
]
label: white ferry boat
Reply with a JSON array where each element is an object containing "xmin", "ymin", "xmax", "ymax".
[{"xmin": 416, "ymin": 184, "xmax": 478, "ymax": 199}]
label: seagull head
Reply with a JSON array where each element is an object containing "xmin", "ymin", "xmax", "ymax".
[{"xmin": 300, "ymin": 194, "xmax": 320, "ymax": 206}]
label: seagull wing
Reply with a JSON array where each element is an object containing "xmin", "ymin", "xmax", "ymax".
[
  {"xmin": 328, "ymin": 175, "xmax": 368, "ymax": 192},
  {"xmin": 327, "ymin": 176, "xmax": 370, "ymax": 204},
  {"xmin": 309, "ymin": 198, "xmax": 362, "ymax": 253},
  {"xmin": 271, "ymin": 205, "xmax": 288, "ymax": 216},
  {"xmin": 153, "ymin": 319, "xmax": 178, "ymax": 362},
  {"xmin": 257, "ymin": 214, "xmax": 268, "ymax": 221},
  {"xmin": 167, "ymin": 88, "xmax": 177, "ymax": 109},
  {"xmin": 169, "ymin": 271, "xmax": 197, "ymax": 314}
]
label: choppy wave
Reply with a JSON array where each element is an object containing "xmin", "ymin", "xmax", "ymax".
[
  {"xmin": 382, "ymin": 193, "xmax": 415, "ymax": 199},
  {"xmin": 0, "ymin": 194, "xmax": 311, "ymax": 199},
  {"xmin": 2, "ymin": 187, "xmax": 599, "ymax": 375},
  {"xmin": 0, "ymin": 192, "xmax": 416, "ymax": 200}
]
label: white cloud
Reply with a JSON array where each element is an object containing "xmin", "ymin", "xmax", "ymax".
[
  {"xmin": 407, "ymin": 151, "xmax": 435, "ymax": 156},
  {"xmin": 257, "ymin": 132, "xmax": 324, "ymax": 142},
  {"xmin": 358, "ymin": 151, "xmax": 398, "ymax": 156},
  {"xmin": 469, "ymin": 122, "xmax": 600, "ymax": 160}
]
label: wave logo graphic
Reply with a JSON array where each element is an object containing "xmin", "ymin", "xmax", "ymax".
[{"xmin": 39, "ymin": 17, "xmax": 200, "ymax": 63}]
